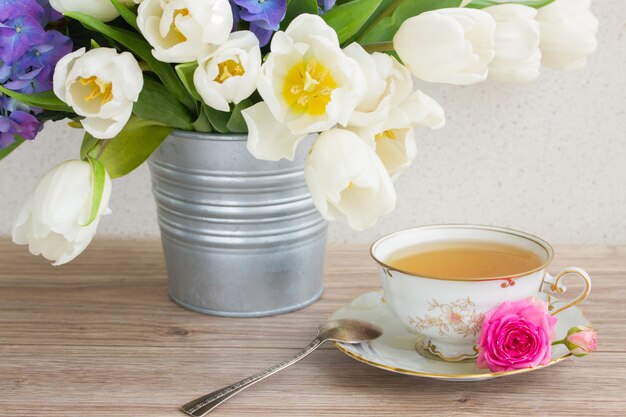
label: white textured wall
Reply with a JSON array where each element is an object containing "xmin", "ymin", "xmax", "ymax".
[{"xmin": 1, "ymin": 1, "xmax": 625, "ymax": 245}]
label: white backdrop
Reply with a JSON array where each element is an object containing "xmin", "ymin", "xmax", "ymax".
[{"xmin": 1, "ymin": 1, "xmax": 625, "ymax": 245}]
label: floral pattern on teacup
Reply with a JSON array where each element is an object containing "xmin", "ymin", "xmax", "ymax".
[{"xmin": 409, "ymin": 297, "xmax": 483, "ymax": 338}]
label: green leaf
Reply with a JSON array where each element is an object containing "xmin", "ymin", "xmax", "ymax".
[
  {"xmin": 282, "ymin": 0, "xmax": 319, "ymax": 29},
  {"xmin": 67, "ymin": 17, "xmax": 108, "ymax": 51},
  {"xmin": 359, "ymin": 0, "xmax": 462, "ymax": 44},
  {"xmin": 66, "ymin": 12, "xmax": 196, "ymax": 111},
  {"xmin": 466, "ymin": 0, "xmax": 556, "ymax": 8},
  {"xmin": 80, "ymin": 132, "xmax": 100, "ymax": 159},
  {"xmin": 0, "ymin": 86, "xmax": 73, "ymax": 112},
  {"xmin": 133, "ymin": 76, "xmax": 195, "ymax": 130},
  {"xmin": 344, "ymin": 0, "xmax": 395, "ymax": 44},
  {"xmin": 83, "ymin": 156, "xmax": 107, "ymax": 226},
  {"xmin": 96, "ymin": 117, "xmax": 173, "ymax": 179},
  {"xmin": 111, "ymin": 0, "xmax": 139, "ymax": 31},
  {"xmin": 226, "ymin": 99, "xmax": 253, "ymax": 133},
  {"xmin": 192, "ymin": 104, "xmax": 213, "ymax": 132},
  {"xmin": 38, "ymin": 110, "xmax": 75, "ymax": 123},
  {"xmin": 323, "ymin": 0, "xmax": 383, "ymax": 44},
  {"xmin": 0, "ymin": 136, "xmax": 25, "ymax": 161},
  {"xmin": 203, "ymin": 105, "xmax": 230, "ymax": 134},
  {"xmin": 174, "ymin": 62, "xmax": 202, "ymax": 101}
]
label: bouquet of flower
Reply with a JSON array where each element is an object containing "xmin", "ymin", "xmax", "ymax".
[{"xmin": 1, "ymin": 0, "xmax": 598, "ymax": 264}]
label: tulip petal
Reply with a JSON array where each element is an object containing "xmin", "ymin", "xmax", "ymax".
[
  {"xmin": 11, "ymin": 160, "xmax": 112, "ymax": 266},
  {"xmin": 81, "ymin": 104, "xmax": 133, "ymax": 139},
  {"xmin": 537, "ymin": 0, "xmax": 598, "ymax": 71},
  {"xmin": 394, "ymin": 8, "xmax": 495, "ymax": 85},
  {"xmin": 11, "ymin": 194, "xmax": 33, "ymax": 245},
  {"xmin": 305, "ymin": 129, "xmax": 396, "ymax": 231},
  {"xmin": 50, "ymin": 0, "xmax": 121, "ymax": 22},
  {"xmin": 243, "ymin": 101, "xmax": 307, "ymax": 161},
  {"xmin": 485, "ymin": 4, "xmax": 541, "ymax": 83},
  {"xmin": 52, "ymin": 47, "xmax": 85, "ymax": 104},
  {"xmin": 137, "ymin": 0, "xmax": 233, "ymax": 64}
]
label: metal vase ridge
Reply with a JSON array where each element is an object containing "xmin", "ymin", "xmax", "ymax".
[{"xmin": 148, "ymin": 131, "xmax": 328, "ymax": 317}]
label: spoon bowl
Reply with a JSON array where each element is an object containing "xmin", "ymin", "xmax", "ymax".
[{"xmin": 318, "ymin": 319, "xmax": 384, "ymax": 344}]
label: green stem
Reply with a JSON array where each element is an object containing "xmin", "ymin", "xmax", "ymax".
[
  {"xmin": 364, "ymin": 42, "xmax": 395, "ymax": 53},
  {"xmin": 94, "ymin": 139, "xmax": 111, "ymax": 159},
  {"xmin": 356, "ymin": 0, "xmax": 404, "ymax": 43},
  {"xmin": 0, "ymin": 136, "xmax": 25, "ymax": 161},
  {"xmin": 551, "ymin": 340, "xmax": 566, "ymax": 346}
]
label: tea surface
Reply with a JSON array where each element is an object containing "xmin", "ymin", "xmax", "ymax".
[{"xmin": 387, "ymin": 240, "xmax": 544, "ymax": 279}]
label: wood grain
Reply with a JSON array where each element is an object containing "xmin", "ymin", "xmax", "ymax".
[{"xmin": 0, "ymin": 240, "xmax": 624, "ymax": 416}]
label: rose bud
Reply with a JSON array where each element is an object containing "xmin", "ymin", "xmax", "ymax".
[{"xmin": 564, "ymin": 326, "xmax": 597, "ymax": 357}]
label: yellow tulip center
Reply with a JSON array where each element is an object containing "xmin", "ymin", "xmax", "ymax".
[
  {"xmin": 282, "ymin": 58, "xmax": 337, "ymax": 116},
  {"xmin": 375, "ymin": 130, "xmax": 397, "ymax": 142},
  {"xmin": 215, "ymin": 59, "xmax": 245, "ymax": 84},
  {"xmin": 79, "ymin": 76, "xmax": 113, "ymax": 105},
  {"xmin": 171, "ymin": 8, "xmax": 190, "ymax": 42}
]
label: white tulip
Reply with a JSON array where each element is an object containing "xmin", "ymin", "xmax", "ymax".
[
  {"xmin": 50, "ymin": 0, "xmax": 141, "ymax": 22},
  {"xmin": 245, "ymin": 14, "xmax": 366, "ymax": 161},
  {"xmin": 342, "ymin": 44, "xmax": 445, "ymax": 178},
  {"xmin": 384, "ymin": 90, "xmax": 445, "ymax": 178},
  {"xmin": 137, "ymin": 0, "xmax": 233, "ymax": 63},
  {"xmin": 12, "ymin": 160, "xmax": 112, "ymax": 266},
  {"xmin": 351, "ymin": 90, "xmax": 445, "ymax": 179},
  {"xmin": 393, "ymin": 8, "xmax": 496, "ymax": 85},
  {"xmin": 362, "ymin": 125, "xmax": 417, "ymax": 181},
  {"xmin": 305, "ymin": 129, "xmax": 396, "ymax": 231},
  {"xmin": 343, "ymin": 43, "xmax": 413, "ymax": 133},
  {"xmin": 485, "ymin": 4, "xmax": 541, "ymax": 82},
  {"xmin": 343, "ymin": 44, "xmax": 445, "ymax": 131},
  {"xmin": 537, "ymin": 0, "xmax": 598, "ymax": 70},
  {"xmin": 53, "ymin": 48, "xmax": 143, "ymax": 139},
  {"xmin": 242, "ymin": 102, "xmax": 307, "ymax": 162},
  {"xmin": 400, "ymin": 90, "xmax": 447, "ymax": 131},
  {"xmin": 194, "ymin": 31, "xmax": 261, "ymax": 112}
]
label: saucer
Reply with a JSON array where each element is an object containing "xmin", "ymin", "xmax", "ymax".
[{"xmin": 330, "ymin": 292, "xmax": 590, "ymax": 381}]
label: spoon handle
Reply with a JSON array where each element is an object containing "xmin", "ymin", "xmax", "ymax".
[{"xmin": 181, "ymin": 337, "xmax": 325, "ymax": 416}]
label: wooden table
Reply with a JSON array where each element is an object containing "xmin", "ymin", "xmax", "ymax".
[{"xmin": 0, "ymin": 240, "xmax": 624, "ymax": 416}]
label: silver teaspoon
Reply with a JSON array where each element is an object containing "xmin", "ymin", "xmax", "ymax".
[{"xmin": 181, "ymin": 319, "xmax": 383, "ymax": 416}]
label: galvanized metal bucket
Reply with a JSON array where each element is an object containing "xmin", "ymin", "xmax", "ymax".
[{"xmin": 148, "ymin": 131, "xmax": 328, "ymax": 317}]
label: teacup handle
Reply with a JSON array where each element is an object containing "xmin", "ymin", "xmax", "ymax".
[{"xmin": 542, "ymin": 267, "xmax": 592, "ymax": 316}]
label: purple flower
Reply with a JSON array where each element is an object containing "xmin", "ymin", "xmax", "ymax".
[
  {"xmin": 0, "ymin": 104, "xmax": 40, "ymax": 149},
  {"xmin": 7, "ymin": 31, "xmax": 72, "ymax": 93},
  {"xmin": 249, "ymin": 21, "xmax": 274, "ymax": 47},
  {"xmin": 318, "ymin": 0, "xmax": 336, "ymax": 13},
  {"xmin": 0, "ymin": 0, "xmax": 45, "ymax": 24},
  {"xmin": 0, "ymin": 0, "xmax": 73, "ymax": 149},
  {"xmin": 230, "ymin": 0, "xmax": 286, "ymax": 46},
  {"xmin": 0, "ymin": 15, "xmax": 48, "ymax": 64},
  {"xmin": 0, "ymin": 62, "xmax": 11, "ymax": 83},
  {"xmin": 36, "ymin": 0, "xmax": 63, "ymax": 24},
  {"xmin": 0, "ymin": 0, "xmax": 72, "ymax": 92},
  {"xmin": 5, "ymin": 66, "xmax": 49, "ymax": 94},
  {"xmin": 1, "ymin": 96, "xmax": 28, "ymax": 112}
]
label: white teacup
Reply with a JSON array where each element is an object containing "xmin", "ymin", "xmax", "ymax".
[{"xmin": 371, "ymin": 225, "xmax": 591, "ymax": 361}]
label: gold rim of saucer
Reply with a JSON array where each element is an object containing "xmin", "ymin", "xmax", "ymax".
[
  {"xmin": 330, "ymin": 291, "xmax": 579, "ymax": 381},
  {"xmin": 333, "ymin": 341, "xmax": 570, "ymax": 380},
  {"xmin": 369, "ymin": 224, "xmax": 555, "ymax": 283}
]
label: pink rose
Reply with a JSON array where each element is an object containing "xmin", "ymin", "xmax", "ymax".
[
  {"xmin": 476, "ymin": 297, "xmax": 557, "ymax": 372},
  {"xmin": 565, "ymin": 326, "xmax": 597, "ymax": 356}
]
